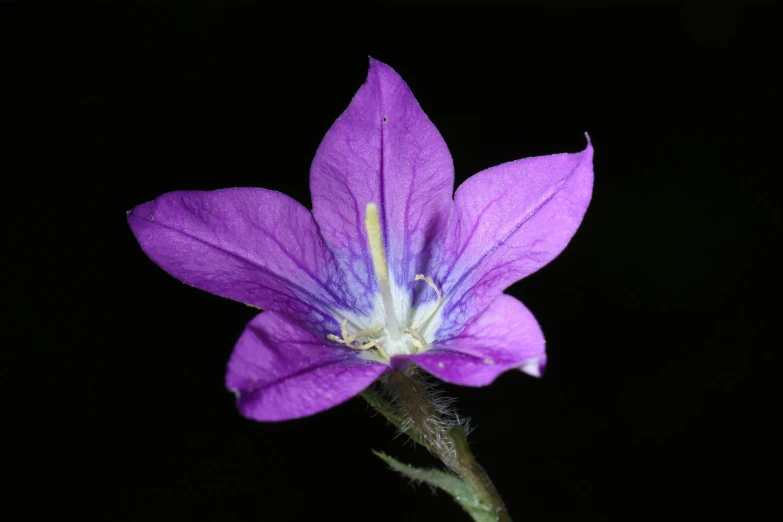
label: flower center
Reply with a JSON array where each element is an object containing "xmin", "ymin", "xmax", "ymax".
[{"xmin": 326, "ymin": 203, "xmax": 442, "ymax": 363}]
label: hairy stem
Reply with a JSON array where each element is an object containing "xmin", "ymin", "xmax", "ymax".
[{"xmin": 383, "ymin": 370, "xmax": 512, "ymax": 522}]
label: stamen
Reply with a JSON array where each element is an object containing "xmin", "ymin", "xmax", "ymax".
[
  {"xmin": 345, "ymin": 325, "xmax": 383, "ymax": 344},
  {"xmin": 365, "ymin": 203, "xmax": 401, "ymax": 339},
  {"xmin": 327, "ymin": 321, "xmax": 384, "ymax": 355},
  {"xmin": 411, "ymin": 274, "xmax": 442, "ymax": 329},
  {"xmin": 340, "ymin": 319, "xmax": 348, "ymax": 340},
  {"xmin": 352, "ymin": 339, "xmax": 380, "ymax": 350},
  {"xmin": 374, "ymin": 343, "xmax": 391, "ymax": 361},
  {"xmin": 406, "ymin": 327, "xmax": 427, "ymax": 353}
]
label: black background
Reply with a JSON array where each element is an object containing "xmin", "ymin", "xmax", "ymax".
[{"xmin": 4, "ymin": 3, "xmax": 780, "ymax": 521}]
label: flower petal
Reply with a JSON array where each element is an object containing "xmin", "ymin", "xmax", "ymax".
[
  {"xmin": 397, "ymin": 294, "xmax": 545, "ymax": 386},
  {"xmin": 310, "ymin": 59, "xmax": 454, "ymax": 308},
  {"xmin": 226, "ymin": 311, "xmax": 388, "ymax": 421},
  {"xmin": 128, "ymin": 188, "xmax": 357, "ymax": 327},
  {"xmin": 436, "ymin": 138, "xmax": 593, "ymax": 335}
]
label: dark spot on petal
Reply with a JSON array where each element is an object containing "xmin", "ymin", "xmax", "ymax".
[{"xmin": 382, "ymin": 116, "xmax": 387, "ymax": 122}]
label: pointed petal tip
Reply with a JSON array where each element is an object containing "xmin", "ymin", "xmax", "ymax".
[
  {"xmin": 575, "ymin": 132, "xmax": 594, "ymax": 165},
  {"xmin": 366, "ymin": 57, "xmax": 399, "ymax": 82},
  {"xmin": 367, "ymin": 56, "xmax": 379, "ymax": 73},
  {"xmin": 367, "ymin": 56, "xmax": 387, "ymax": 68},
  {"xmin": 520, "ymin": 356, "xmax": 547, "ymax": 378},
  {"xmin": 581, "ymin": 132, "xmax": 594, "ymax": 156},
  {"xmin": 126, "ymin": 199, "xmax": 152, "ymax": 224}
]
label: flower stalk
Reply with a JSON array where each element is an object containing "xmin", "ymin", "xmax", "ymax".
[{"xmin": 366, "ymin": 370, "xmax": 512, "ymax": 522}]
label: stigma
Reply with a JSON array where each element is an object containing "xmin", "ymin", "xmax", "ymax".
[{"xmin": 326, "ymin": 202, "xmax": 443, "ymax": 363}]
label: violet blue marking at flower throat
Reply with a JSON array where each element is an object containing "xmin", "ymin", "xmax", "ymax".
[{"xmin": 127, "ymin": 58, "xmax": 594, "ymax": 422}]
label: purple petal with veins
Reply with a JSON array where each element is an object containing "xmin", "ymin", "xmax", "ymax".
[
  {"xmin": 396, "ymin": 294, "xmax": 546, "ymax": 386},
  {"xmin": 227, "ymin": 311, "xmax": 388, "ymax": 421},
  {"xmin": 435, "ymin": 140, "xmax": 593, "ymax": 336},
  {"xmin": 310, "ymin": 58, "xmax": 454, "ymax": 310},
  {"xmin": 128, "ymin": 188, "xmax": 357, "ymax": 332}
]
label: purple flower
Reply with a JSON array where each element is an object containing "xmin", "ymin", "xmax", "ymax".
[{"xmin": 128, "ymin": 59, "xmax": 593, "ymax": 421}]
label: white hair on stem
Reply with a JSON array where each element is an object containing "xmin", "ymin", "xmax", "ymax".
[{"xmin": 380, "ymin": 367, "xmax": 470, "ymax": 467}]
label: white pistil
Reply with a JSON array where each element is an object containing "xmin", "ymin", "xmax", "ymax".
[{"xmin": 365, "ymin": 203, "xmax": 401, "ymax": 339}]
